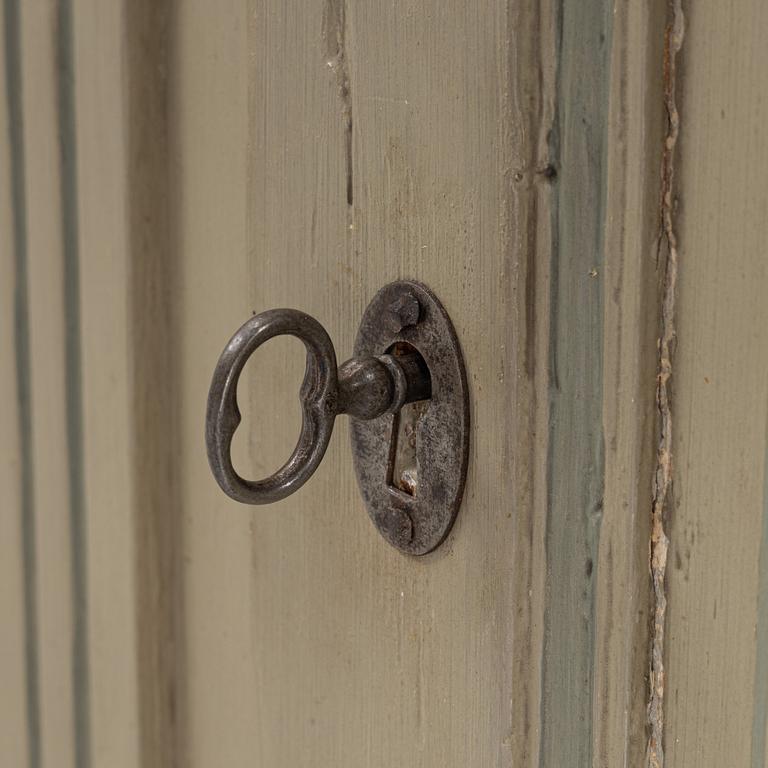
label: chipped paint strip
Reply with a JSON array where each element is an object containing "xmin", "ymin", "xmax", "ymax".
[{"xmin": 647, "ymin": 2, "xmax": 684, "ymax": 766}]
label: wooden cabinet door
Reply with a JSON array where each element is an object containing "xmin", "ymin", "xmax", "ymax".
[{"xmin": 3, "ymin": 1, "xmax": 768, "ymax": 767}]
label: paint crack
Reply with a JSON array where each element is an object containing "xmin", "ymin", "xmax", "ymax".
[
  {"xmin": 648, "ymin": 1, "xmax": 684, "ymax": 766},
  {"xmin": 322, "ymin": 0, "xmax": 353, "ymax": 207}
]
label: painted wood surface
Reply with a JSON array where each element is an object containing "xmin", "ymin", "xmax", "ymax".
[
  {"xmin": 72, "ymin": 0, "xmax": 141, "ymax": 764},
  {"xmin": 2, "ymin": 0, "xmax": 145, "ymax": 766},
  {"xmin": 1, "ymin": 2, "xmax": 33, "ymax": 765},
  {"xmin": 594, "ymin": 2, "xmax": 667, "ymax": 765},
  {"xmin": 2, "ymin": 1, "xmax": 767, "ymax": 766},
  {"xmin": 172, "ymin": 1, "xmax": 662, "ymax": 765},
  {"xmin": 663, "ymin": 1, "xmax": 768, "ymax": 765},
  {"xmin": 19, "ymin": 2, "xmax": 77, "ymax": 765},
  {"xmin": 175, "ymin": 0, "xmax": 547, "ymax": 764}
]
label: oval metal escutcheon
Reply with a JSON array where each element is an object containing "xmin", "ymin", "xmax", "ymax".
[{"xmin": 350, "ymin": 280, "xmax": 470, "ymax": 555}]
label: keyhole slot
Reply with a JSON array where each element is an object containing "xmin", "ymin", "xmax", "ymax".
[{"xmin": 385, "ymin": 342, "xmax": 431, "ymax": 496}]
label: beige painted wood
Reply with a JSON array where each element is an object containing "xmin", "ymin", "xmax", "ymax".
[
  {"xmin": 3, "ymin": 0, "xmax": 194, "ymax": 764},
  {"xmin": 0, "ymin": 250, "xmax": 31, "ymax": 768},
  {"xmin": 0, "ymin": 6, "xmax": 30, "ymax": 763},
  {"xmin": 173, "ymin": 1, "xmax": 546, "ymax": 765},
  {"xmin": 72, "ymin": 0, "xmax": 141, "ymax": 764},
  {"xmin": 16, "ymin": 1, "xmax": 768, "ymax": 766},
  {"xmin": 172, "ymin": 1, "xmax": 662, "ymax": 766},
  {"xmin": 172, "ymin": 3, "xmax": 267, "ymax": 765},
  {"xmin": 665, "ymin": 1, "xmax": 768, "ymax": 765},
  {"xmin": 19, "ymin": 3, "xmax": 76, "ymax": 765}
]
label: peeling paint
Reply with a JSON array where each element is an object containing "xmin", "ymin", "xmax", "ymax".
[{"xmin": 648, "ymin": 2, "xmax": 684, "ymax": 766}]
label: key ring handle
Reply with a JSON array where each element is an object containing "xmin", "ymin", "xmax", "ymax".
[{"xmin": 205, "ymin": 308, "xmax": 338, "ymax": 504}]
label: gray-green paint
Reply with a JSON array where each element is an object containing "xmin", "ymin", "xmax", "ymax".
[
  {"xmin": 56, "ymin": 1, "xmax": 91, "ymax": 765},
  {"xmin": 539, "ymin": 0, "xmax": 613, "ymax": 764},
  {"xmin": 3, "ymin": 0, "xmax": 40, "ymax": 765}
]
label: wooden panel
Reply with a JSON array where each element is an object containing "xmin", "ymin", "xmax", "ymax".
[
  {"xmin": 173, "ymin": 1, "xmax": 663, "ymax": 766},
  {"xmin": 256, "ymin": 0, "xmax": 537, "ymax": 762},
  {"xmin": 0, "ymin": 2, "xmax": 34, "ymax": 763},
  {"xmin": 664, "ymin": 0, "xmax": 768, "ymax": 765},
  {"xmin": 72, "ymin": 0, "xmax": 139, "ymax": 764},
  {"xmin": 174, "ymin": 0, "xmax": 544, "ymax": 765},
  {"xmin": 7, "ymin": 0, "xmax": 737, "ymax": 765},
  {"xmin": 19, "ymin": 2, "xmax": 76, "ymax": 765}
]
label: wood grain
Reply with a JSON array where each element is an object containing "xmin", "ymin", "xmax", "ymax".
[{"xmin": 664, "ymin": 0, "xmax": 768, "ymax": 764}]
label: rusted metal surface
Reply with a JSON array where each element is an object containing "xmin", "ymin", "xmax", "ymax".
[
  {"xmin": 205, "ymin": 280, "xmax": 468, "ymax": 555},
  {"xmin": 350, "ymin": 280, "xmax": 470, "ymax": 555},
  {"xmin": 205, "ymin": 309, "xmax": 339, "ymax": 504}
]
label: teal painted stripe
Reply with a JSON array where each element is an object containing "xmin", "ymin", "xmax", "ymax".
[
  {"xmin": 751, "ymin": 408, "xmax": 768, "ymax": 768},
  {"xmin": 55, "ymin": 1, "xmax": 91, "ymax": 766},
  {"xmin": 3, "ymin": 0, "xmax": 41, "ymax": 765},
  {"xmin": 539, "ymin": 0, "xmax": 613, "ymax": 765}
]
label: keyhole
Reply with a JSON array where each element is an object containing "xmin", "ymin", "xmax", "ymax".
[{"xmin": 385, "ymin": 342, "xmax": 430, "ymax": 496}]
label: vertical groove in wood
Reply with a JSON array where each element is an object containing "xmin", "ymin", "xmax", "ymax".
[
  {"xmin": 505, "ymin": 1, "xmax": 554, "ymax": 764},
  {"xmin": 539, "ymin": 0, "xmax": 613, "ymax": 764},
  {"xmin": 0, "ymin": 1, "xmax": 33, "ymax": 764},
  {"xmin": 55, "ymin": 2, "xmax": 91, "ymax": 764},
  {"xmin": 125, "ymin": 1, "xmax": 187, "ymax": 765},
  {"xmin": 20, "ymin": 0, "xmax": 78, "ymax": 763},
  {"xmin": 72, "ymin": 0, "xmax": 141, "ymax": 762},
  {"xmin": 2, "ymin": 1, "xmax": 40, "ymax": 765}
]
